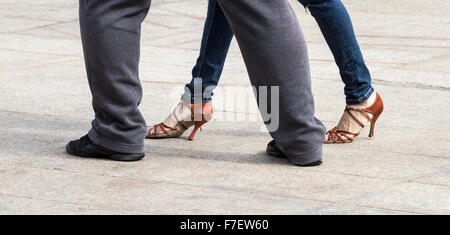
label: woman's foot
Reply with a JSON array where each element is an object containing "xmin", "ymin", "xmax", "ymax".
[
  {"xmin": 146, "ymin": 101, "xmax": 213, "ymax": 140},
  {"xmin": 325, "ymin": 92, "xmax": 384, "ymax": 143}
]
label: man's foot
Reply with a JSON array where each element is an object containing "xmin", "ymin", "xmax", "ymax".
[
  {"xmin": 266, "ymin": 140, "xmax": 322, "ymax": 167},
  {"xmin": 325, "ymin": 92, "xmax": 384, "ymax": 143},
  {"xmin": 66, "ymin": 135, "xmax": 145, "ymax": 162}
]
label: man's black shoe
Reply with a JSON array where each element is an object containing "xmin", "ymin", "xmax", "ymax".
[
  {"xmin": 266, "ymin": 140, "xmax": 288, "ymax": 159},
  {"xmin": 66, "ymin": 135, "xmax": 145, "ymax": 162},
  {"xmin": 266, "ymin": 140, "xmax": 322, "ymax": 167}
]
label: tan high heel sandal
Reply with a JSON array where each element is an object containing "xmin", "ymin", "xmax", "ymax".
[
  {"xmin": 146, "ymin": 102, "xmax": 213, "ymax": 141},
  {"xmin": 325, "ymin": 92, "xmax": 384, "ymax": 144}
]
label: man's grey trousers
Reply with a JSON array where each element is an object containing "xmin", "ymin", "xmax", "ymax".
[{"xmin": 79, "ymin": 0, "xmax": 326, "ymax": 165}]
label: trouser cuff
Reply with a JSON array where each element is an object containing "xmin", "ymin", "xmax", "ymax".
[
  {"xmin": 287, "ymin": 147, "xmax": 323, "ymax": 166},
  {"xmin": 88, "ymin": 128, "xmax": 145, "ymax": 154}
]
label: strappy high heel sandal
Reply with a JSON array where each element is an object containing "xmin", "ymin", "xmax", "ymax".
[
  {"xmin": 325, "ymin": 92, "xmax": 384, "ymax": 144},
  {"xmin": 146, "ymin": 101, "xmax": 213, "ymax": 141}
]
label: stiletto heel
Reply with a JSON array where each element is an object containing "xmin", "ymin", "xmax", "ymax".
[
  {"xmin": 365, "ymin": 93, "xmax": 383, "ymax": 138},
  {"xmin": 325, "ymin": 93, "xmax": 384, "ymax": 143},
  {"xmin": 188, "ymin": 103, "xmax": 213, "ymax": 141},
  {"xmin": 369, "ymin": 116, "xmax": 377, "ymax": 137},
  {"xmin": 188, "ymin": 122, "xmax": 203, "ymax": 141}
]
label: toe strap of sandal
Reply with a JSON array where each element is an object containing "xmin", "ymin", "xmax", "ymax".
[
  {"xmin": 326, "ymin": 106, "xmax": 375, "ymax": 143},
  {"xmin": 148, "ymin": 123, "xmax": 177, "ymax": 137},
  {"xmin": 326, "ymin": 128, "xmax": 360, "ymax": 143}
]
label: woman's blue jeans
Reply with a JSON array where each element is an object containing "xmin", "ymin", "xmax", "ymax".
[{"xmin": 182, "ymin": 0, "xmax": 374, "ymax": 105}]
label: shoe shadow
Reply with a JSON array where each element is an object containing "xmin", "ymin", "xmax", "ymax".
[
  {"xmin": 143, "ymin": 143, "xmax": 292, "ymax": 167},
  {"xmin": 0, "ymin": 110, "xmax": 291, "ymax": 166}
]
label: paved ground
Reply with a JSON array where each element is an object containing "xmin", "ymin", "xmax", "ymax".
[{"xmin": 0, "ymin": 0, "xmax": 449, "ymax": 214}]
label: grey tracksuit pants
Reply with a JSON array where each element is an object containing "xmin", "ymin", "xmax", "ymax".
[{"xmin": 79, "ymin": 0, "xmax": 326, "ymax": 165}]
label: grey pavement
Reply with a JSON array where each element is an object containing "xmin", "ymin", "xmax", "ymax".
[{"xmin": 0, "ymin": 0, "xmax": 449, "ymax": 214}]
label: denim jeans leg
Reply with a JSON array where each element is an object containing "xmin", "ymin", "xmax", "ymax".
[
  {"xmin": 298, "ymin": 0, "xmax": 374, "ymax": 105},
  {"xmin": 182, "ymin": 0, "xmax": 234, "ymax": 104}
]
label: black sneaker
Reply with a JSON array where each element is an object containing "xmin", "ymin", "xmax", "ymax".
[
  {"xmin": 266, "ymin": 140, "xmax": 322, "ymax": 167},
  {"xmin": 66, "ymin": 135, "xmax": 145, "ymax": 162}
]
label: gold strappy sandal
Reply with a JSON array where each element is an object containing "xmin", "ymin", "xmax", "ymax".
[{"xmin": 146, "ymin": 102, "xmax": 213, "ymax": 141}]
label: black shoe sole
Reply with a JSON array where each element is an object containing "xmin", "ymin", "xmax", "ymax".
[
  {"xmin": 109, "ymin": 153, "xmax": 145, "ymax": 162},
  {"xmin": 66, "ymin": 143, "xmax": 145, "ymax": 162}
]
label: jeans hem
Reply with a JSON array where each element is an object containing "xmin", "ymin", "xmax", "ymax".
[
  {"xmin": 88, "ymin": 128, "xmax": 145, "ymax": 154},
  {"xmin": 346, "ymin": 86, "xmax": 374, "ymax": 105},
  {"xmin": 181, "ymin": 94, "xmax": 212, "ymax": 104}
]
